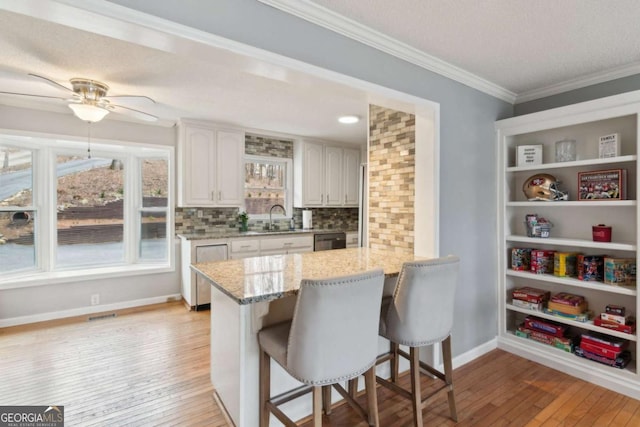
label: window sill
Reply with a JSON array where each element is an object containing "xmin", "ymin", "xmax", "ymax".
[{"xmin": 0, "ymin": 263, "xmax": 175, "ymax": 290}]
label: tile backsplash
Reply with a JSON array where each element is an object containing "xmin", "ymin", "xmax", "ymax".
[{"xmin": 175, "ymin": 207, "xmax": 358, "ymax": 235}]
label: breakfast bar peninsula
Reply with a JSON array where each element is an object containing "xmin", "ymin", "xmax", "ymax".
[{"xmin": 192, "ymin": 247, "xmax": 423, "ymax": 426}]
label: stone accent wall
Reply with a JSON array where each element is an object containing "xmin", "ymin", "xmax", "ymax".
[
  {"xmin": 175, "ymin": 207, "xmax": 358, "ymax": 235},
  {"xmin": 368, "ymin": 105, "xmax": 415, "ymax": 253},
  {"xmin": 245, "ymin": 134, "xmax": 293, "ymax": 158}
]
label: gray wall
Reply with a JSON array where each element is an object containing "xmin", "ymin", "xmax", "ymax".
[
  {"xmin": 109, "ymin": 0, "xmax": 513, "ymax": 356},
  {"xmin": 515, "ymin": 74, "xmax": 640, "ymax": 115}
]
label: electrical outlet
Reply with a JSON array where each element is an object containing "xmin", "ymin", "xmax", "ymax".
[
  {"xmin": 197, "ymin": 210, "xmax": 203, "ymax": 218},
  {"xmin": 91, "ymin": 294, "xmax": 100, "ymax": 306}
]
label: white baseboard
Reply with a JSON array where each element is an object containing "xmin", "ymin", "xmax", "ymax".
[
  {"xmin": 0, "ymin": 294, "xmax": 183, "ymax": 328},
  {"xmin": 452, "ymin": 337, "xmax": 498, "ymax": 370}
]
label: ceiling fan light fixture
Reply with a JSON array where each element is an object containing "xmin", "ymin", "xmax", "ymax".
[
  {"xmin": 68, "ymin": 103, "xmax": 109, "ymax": 123},
  {"xmin": 338, "ymin": 115, "xmax": 360, "ymax": 124}
]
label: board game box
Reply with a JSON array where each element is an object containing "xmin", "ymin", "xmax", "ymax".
[{"xmin": 604, "ymin": 257, "xmax": 636, "ymax": 286}]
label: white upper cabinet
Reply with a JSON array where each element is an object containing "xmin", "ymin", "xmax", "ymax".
[
  {"xmin": 178, "ymin": 120, "xmax": 244, "ymax": 207},
  {"xmin": 324, "ymin": 146, "xmax": 344, "ymax": 206},
  {"xmin": 343, "ymin": 148, "xmax": 361, "ymax": 206},
  {"xmin": 294, "ymin": 140, "xmax": 361, "ymax": 208}
]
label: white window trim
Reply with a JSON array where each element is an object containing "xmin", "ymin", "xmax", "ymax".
[
  {"xmin": 243, "ymin": 154, "xmax": 293, "ymax": 219},
  {"xmin": 0, "ymin": 133, "xmax": 174, "ymax": 288}
]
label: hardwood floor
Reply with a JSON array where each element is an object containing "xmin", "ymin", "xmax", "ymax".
[{"xmin": 1, "ymin": 302, "xmax": 639, "ymax": 426}]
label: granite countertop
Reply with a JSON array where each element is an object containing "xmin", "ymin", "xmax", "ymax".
[
  {"xmin": 191, "ymin": 247, "xmax": 424, "ymax": 304},
  {"xmin": 179, "ymin": 228, "xmax": 357, "ymax": 240}
]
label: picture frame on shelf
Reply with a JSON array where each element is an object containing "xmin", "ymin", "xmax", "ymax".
[{"xmin": 578, "ymin": 169, "xmax": 627, "ymax": 201}]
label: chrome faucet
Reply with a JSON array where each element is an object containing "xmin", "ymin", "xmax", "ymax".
[{"xmin": 268, "ymin": 204, "xmax": 286, "ymax": 231}]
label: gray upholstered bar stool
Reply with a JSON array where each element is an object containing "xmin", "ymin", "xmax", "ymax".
[
  {"xmin": 258, "ymin": 269, "xmax": 385, "ymax": 427},
  {"xmin": 377, "ymin": 256, "xmax": 460, "ymax": 426}
]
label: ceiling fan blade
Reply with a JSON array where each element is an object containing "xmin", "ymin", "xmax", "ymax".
[
  {"xmin": 28, "ymin": 73, "xmax": 76, "ymax": 95},
  {"xmin": 109, "ymin": 104, "xmax": 158, "ymax": 122},
  {"xmin": 104, "ymin": 95, "xmax": 156, "ymax": 104},
  {"xmin": 0, "ymin": 90, "xmax": 68, "ymax": 101}
]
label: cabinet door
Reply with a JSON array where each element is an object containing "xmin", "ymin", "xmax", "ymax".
[
  {"xmin": 216, "ymin": 130, "xmax": 244, "ymax": 206},
  {"xmin": 324, "ymin": 146, "xmax": 344, "ymax": 206},
  {"xmin": 183, "ymin": 125, "xmax": 216, "ymax": 206},
  {"xmin": 343, "ymin": 148, "xmax": 360, "ymax": 206},
  {"xmin": 302, "ymin": 142, "xmax": 325, "ymax": 206}
]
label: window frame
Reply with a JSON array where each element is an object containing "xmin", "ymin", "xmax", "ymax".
[
  {"xmin": 243, "ymin": 154, "xmax": 292, "ymax": 219},
  {"xmin": 0, "ymin": 132, "xmax": 174, "ymax": 289}
]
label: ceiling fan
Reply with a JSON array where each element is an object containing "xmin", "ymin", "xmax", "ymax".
[{"xmin": 0, "ymin": 73, "xmax": 158, "ymax": 123}]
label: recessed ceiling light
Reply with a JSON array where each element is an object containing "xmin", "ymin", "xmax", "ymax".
[{"xmin": 338, "ymin": 115, "xmax": 360, "ymax": 124}]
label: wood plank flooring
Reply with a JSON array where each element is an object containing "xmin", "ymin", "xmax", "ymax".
[{"xmin": 1, "ymin": 301, "xmax": 639, "ymax": 426}]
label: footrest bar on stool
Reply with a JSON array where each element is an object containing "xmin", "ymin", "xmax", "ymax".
[
  {"xmin": 271, "ymin": 384, "xmax": 313, "ymax": 406},
  {"xmin": 375, "ymin": 376, "xmax": 412, "ymax": 400}
]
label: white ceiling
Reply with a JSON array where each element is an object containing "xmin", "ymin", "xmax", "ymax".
[
  {"xmin": 297, "ymin": 0, "xmax": 640, "ymax": 102},
  {"xmin": 0, "ymin": 4, "xmax": 373, "ymax": 144},
  {"xmin": 2, "ymin": 1, "xmax": 640, "ymax": 142}
]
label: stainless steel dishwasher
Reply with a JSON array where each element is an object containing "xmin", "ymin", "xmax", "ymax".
[{"xmin": 313, "ymin": 232, "xmax": 346, "ymax": 251}]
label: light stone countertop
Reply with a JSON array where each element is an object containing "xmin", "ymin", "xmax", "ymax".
[{"xmin": 191, "ymin": 247, "xmax": 424, "ymax": 304}]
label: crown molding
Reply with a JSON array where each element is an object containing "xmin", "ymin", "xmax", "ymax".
[
  {"xmin": 515, "ymin": 61, "xmax": 640, "ymax": 104},
  {"xmin": 258, "ymin": 0, "xmax": 516, "ymax": 104}
]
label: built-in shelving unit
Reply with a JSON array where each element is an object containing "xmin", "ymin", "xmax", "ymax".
[{"xmin": 496, "ymin": 93, "xmax": 640, "ymax": 398}]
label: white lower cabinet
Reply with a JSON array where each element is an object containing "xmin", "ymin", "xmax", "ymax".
[
  {"xmin": 228, "ymin": 235, "xmax": 313, "ymax": 258},
  {"xmin": 259, "ymin": 235, "xmax": 314, "ymax": 255},
  {"xmin": 229, "ymin": 239, "xmax": 260, "ymax": 259},
  {"xmin": 180, "ymin": 237, "xmax": 229, "ymax": 309},
  {"xmin": 496, "ymin": 92, "xmax": 640, "ymax": 398}
]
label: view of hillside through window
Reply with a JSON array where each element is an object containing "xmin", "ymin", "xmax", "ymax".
[{"xmin": 0, "ymin": 142, "xmax": 170, "ymax": 275}]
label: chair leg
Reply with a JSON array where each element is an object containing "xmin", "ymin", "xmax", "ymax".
[
  {"xmin": 259, "ymin": 349, "xmax": 271, "ymax": 427},
  {"xmin": 312, "ymin": 386, "xmax": 323, "ymax": 427},
  {"xmin": 442, "ymin": 336, "xmax": 458, "ymax": 422},
  {"xmin": 390, "ymin": 341, "xmax": 399, "ymax": 383},
  {"xmin": 322, "ymin": 385, "xmax": 332, "ymax": 415},
  {"xmin": 409, "ymin": 347, "xmax": 423, "ymax": 427},
  {"xmin": 348, "ymin": 378, "xmax": 358, "ymax": 398},
  {"xmin": 364, "ymin": 366, "xmax": 379, "ymax": 427}
]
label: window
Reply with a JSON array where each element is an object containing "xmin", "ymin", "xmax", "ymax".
[
  {"xmin": 0, "ymin": 134, "xmax": 172, "ymax": 282},
  {"xmin": 244, "ymin": 155, "xmax": 292, "ymax": 217},
  {"xmin": 0, "ymin": 143, "xmax": 36, "ymax": 274}
]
